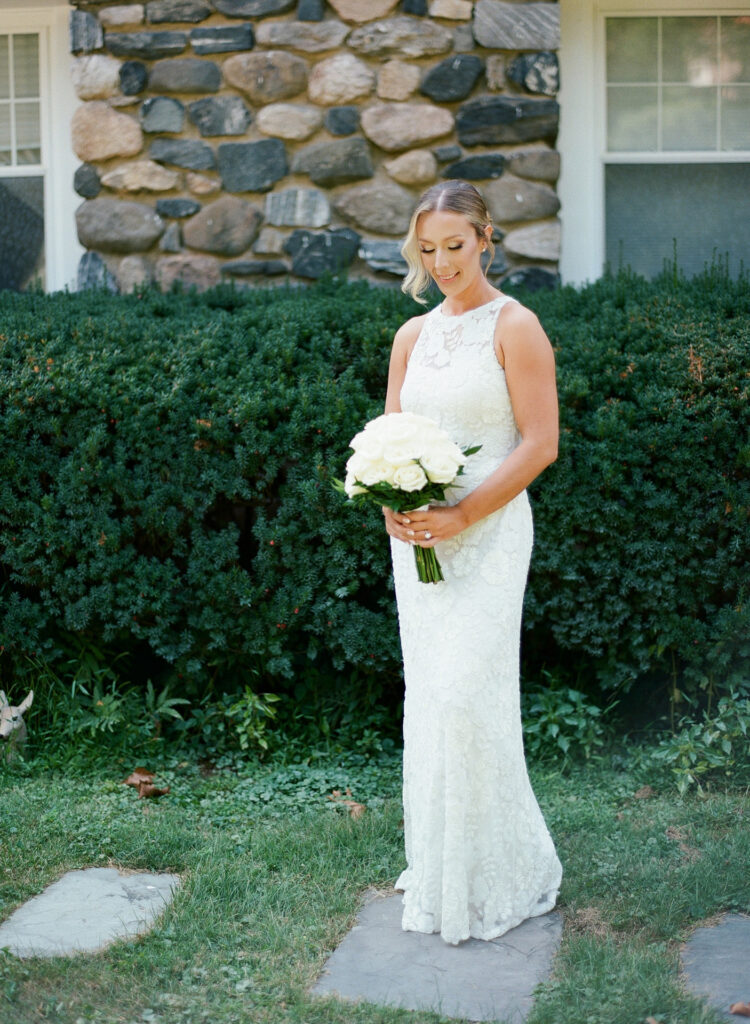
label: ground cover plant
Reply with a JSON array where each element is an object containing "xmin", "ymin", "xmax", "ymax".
[{"xmin": 1, "ymin": 748, "xmax": 748, "ymax": 1024}]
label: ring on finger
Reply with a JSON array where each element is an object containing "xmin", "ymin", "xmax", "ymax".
[{"xmin": 424, "ymin": 530, "xmax": 432, "ymax": 540}]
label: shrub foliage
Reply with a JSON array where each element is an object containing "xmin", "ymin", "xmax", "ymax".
[{"xmin": 0, "ymin": 270, "xmax": 747, "ymax": 712}]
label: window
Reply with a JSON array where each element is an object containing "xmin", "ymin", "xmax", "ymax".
[{"xmin": 603, "ymin": 15, "xmax": 750, "ymax": 278}]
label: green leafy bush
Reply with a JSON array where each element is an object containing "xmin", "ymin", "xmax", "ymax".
[{"xmin": 0, "ymin": 268, "xmax": 747, "ymax": 729}]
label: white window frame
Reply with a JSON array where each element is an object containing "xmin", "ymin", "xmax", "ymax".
[
  {"xmin": 0, "ymin": 0, "xmax": 81, "ymax": 291},
  {"xmin": 558, "ymin": 0, "xmax": 750, "ymax": 285}
]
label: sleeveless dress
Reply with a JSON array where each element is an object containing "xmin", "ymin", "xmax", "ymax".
[{"xmin": 391, "ymin": 294, "xmax": 562, "ymax": 946}]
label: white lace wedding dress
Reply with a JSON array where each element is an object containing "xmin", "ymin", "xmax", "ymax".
[{"xmin": 391, "ymin": 295, "xmax": 562, "ymax": 946}]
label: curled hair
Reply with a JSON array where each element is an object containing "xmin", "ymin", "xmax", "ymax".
[{"xmin": 400, "ymin": 180, "xmax": 495, "ymax": 303}]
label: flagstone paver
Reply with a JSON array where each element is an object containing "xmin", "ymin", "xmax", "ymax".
[
  {"xmin": 312, "ymin": 889, "xmax": 562, "ymax": 1022},
  {"xmin": 0, "ymin": 867, "xmax": 180, "ymax": 958},
  {"xmin": 681, "ymin": 913, "xmax": 750, "ymax": 1020}
]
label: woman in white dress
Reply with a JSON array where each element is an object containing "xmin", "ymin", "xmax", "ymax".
[{"xmin": 383, "ymin": 181, "xmax": 563, "ymax": 946}]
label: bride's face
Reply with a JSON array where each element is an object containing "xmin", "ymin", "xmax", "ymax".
[{"xmin": 417, "ymin": 209, "xmax": 488, "ymax": 296}]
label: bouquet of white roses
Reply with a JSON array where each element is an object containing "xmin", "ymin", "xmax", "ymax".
[{"xmin": 334, "ymin": 412, "xmax": 480, "ymax": 584}]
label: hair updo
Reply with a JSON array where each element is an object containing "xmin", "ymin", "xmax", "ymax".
[{"xmin": 400, "ymin": 180, "xmax": 495, "ymax": 304}]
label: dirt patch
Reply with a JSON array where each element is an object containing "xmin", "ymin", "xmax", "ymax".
[{"xmin": 567, "ymin": 905, "xmax": 611, "ymax": 937}]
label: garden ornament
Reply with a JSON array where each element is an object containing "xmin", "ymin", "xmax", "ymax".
[{"xmin": 0, "ymin": 689, "xmax": 33, "ymax": 762}]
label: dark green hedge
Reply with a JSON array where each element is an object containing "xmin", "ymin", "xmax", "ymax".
[{"xmin": 0, "ymin": 270, "xmax": 747, "ymax": 709}]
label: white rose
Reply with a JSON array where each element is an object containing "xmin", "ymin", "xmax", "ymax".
[
  {"xmin": 420, "ymin": 452, "xmax": 460, "ymax": 484},
  {"xmin": 393, "ymin": 463, "xmax": 428, "ymax": 492},
  {"xmin": 359, "ymin": 459, "xmax": 396, "ymax": 487},
  {"xmin": 375, "ymin": 413, "xmax": 422, "ymax": 444},
  {"xmin": 344, "ymin": 471, "xmax": 367, "ymax": 497},
  {"xmin": 382, "ymin": 439, "xmax": 422, "ymax": 467}
]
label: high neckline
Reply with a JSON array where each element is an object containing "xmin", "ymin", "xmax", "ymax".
[{"xmin": 436, "ymin": 295, "xmax": 505, "ymax": 319}]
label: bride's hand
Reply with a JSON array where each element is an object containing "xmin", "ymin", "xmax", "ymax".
[{"xmin": 383, "ymin": 505, "xmax": 470, "ymax": 547}]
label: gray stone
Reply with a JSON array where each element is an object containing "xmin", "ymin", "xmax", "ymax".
[
  {"xmin": 502, "ymin": 266, "xmax": 559, "ymax": 291},
  {"xmin": 401, "ymin": 0, "xmax": 427, "ymax": 12},
  {"xmin": 334, "ymin": 181, "xmax": 413, "ymax": 235},
  {"xmin": 432, "ymin": 143, "xmax": 462, "ymax": 163},
  {"xmin": 140, "ymin": 96, "xmax": 185, "ymax": 133},
  {"xmin": 359, "ymin": 239, "xmax": 407, "ymax": 275},
  {"xmin": 484, "ymin": 174, "xmax": 560, "ymax": 223},
  {"xmin": 507, "ymin": 147, "xmax": 560, "ymax": 183},
  {"xmin": 297, "ymin": 0, "xmax": 324, "ymax": 19},
  {"xmin": 223, "ymin": 259, "xmax": 288, "ymax": 275},
  {"xmin": 328, "ymin": 0, "xmax": 398, "ymax": 20},
  {"xmin": 74, "ymin": 163, "xmax": 102, "ymax": 199},
  {"xmin": 508, "ymin": 52, "xmax": 559, "ymax": 97},
  {"xmin": 308, "ymin": 53, "xmax": 375, "ymax": 105},
  {"xmin": 104, "ymin": 30, "xmax": 188, "ymax": 59},
  {"xmin": 217, "ymin": 139, "xmax": 288, "ymax": 192},
  {"xmin": 117, "ymin": 254, "xmax": 152, "ymax": 292},
  {"xmin": 182, "ymin": 194, "xmax": 262, "ymax": 254},
  {"xmin": 361, "ymin": 101, "xmax": 454, "ymax": 152},
  {"xmin": 223, "ymin": 51, "xmax": 308, "ymax": 104},
  {"xmin": 186, "ymin": 171, "xmax": 220, "ymax": 195},
  {"xmin": 452, "ymin": 24, "xmax": 476, "ymax": 52},
  {"xmin": 312, "ymin": 892, "xmax": 562, "ymax": 1022},
  {"xmin": 214, "ymin": 0, "xmax": 295, "ymax": 15},
  {"xmin": 283, "ymin": 227, "xmax": 360, "ymax": 278},
  {"xmin": 256, "ymin": 102, "xmax": 322, "ymax": 140},
  {"xmin": 503, "ymin": 220, "xmax": 560, "ymax": 261},
  {"xmin": 442, "ymin": 153, "xmax": 505, "ymax": 180},
  {"xmin": 0, "ymin": 869, "xmax": 178, "ymax": 956},
  {"xmin": 76, "ymin": 252, "xmax": 118, "ymax": 293},
  {"xmin": 420, "ymin": 54, "xmax": 483, "ymax": 102},
  {"xmin": 377, "ymin": 59, "xmax": 420, "ymax": 100},
  {"xmin": 486, "ymin": 54, "xmax": 505, "ymax": 91},
  {"xmin": 156, "ymin": 252, "xmax": 221, "ymax": 290},
  {"xmin": 430, "ymin": 0, "xmax": 472, "ymax": 18},
  {"xmin": 255, "ymin": 19, "xmax": 349, "ymax": 51},
  {"xmin": 265, "ymin": 187, "xmax": 330, "ymax": 227},
  {"xmin": 456, "ymin": 95, "xmax": 559, "ymax": 146},
  {"xmin": 159, "ymin": 221, "xmax": 182, "ymax": 251},
  {"xmin": 72, "ymin": 102, "xmax": 144, "ymax": 162},
  {"xmin": 348, "ymin": 16, "xmax": 452, "ymax": 58},
  {"xmin": 99, "ymin": 5, "xmax": 145, "ymax": 29},
  {"xmin": 473, "ymin": 0, "xmax": 560, "ymax": 51},
  {"xmin": 71, "ymin": 55, "xmax": 122, "ymax": 100},
  {"xmin": 188, "ymin": 96, "xmax": 251, "ymax": 136},
  {"xmin": 384, "ymin": 148, "xmax": 437, "ymax": 185},
  {"xmin": 190, "ymin": 24, "xmax": 254, "ymax": 54},
  {"xmin": 70, "ymin": 11, "xmax": 103, "ymax": 55},
  {"xmin": 681, "ymin": 914, "xmax": 750, "ymax": 1020},
  {"xmin": 150, "ymin": 137, "xmax": 216, "ymax": 170},
  {"xmin": 156, "ymin": 197, "xmax": 201, "ymax": 216},
  {"xmin": 101, "ymin": 159, "xmax": 180, "ymax": 192},
  {"xmin": 148, "ymin": 57, "xmax": 221, "ymax": 93},
  {"xmin": 120, "ymin": 60, "xmax": 148, "ymax": 94},
  {"xmin": 76, "ymin": 198, "xmax": 165, "ymax": 253},
  {"xmin": 292, "ymin": 137, "xmax": 373, "ymax": 186},
  {"xmin": 146, "ymin": 0, "xmax": 213, "ymax": 22},
  {"xmin": 325, "ymin": 106, "xmax": 359, "ymax": 136},
  {"xmin": 253, "ymin": 226, "xmax": 285, "ymax": 253}
]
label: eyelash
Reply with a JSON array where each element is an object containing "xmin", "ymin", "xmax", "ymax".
[{"xmin": 420, "ymin": 245, "xmax": 463, "ymax": 254}]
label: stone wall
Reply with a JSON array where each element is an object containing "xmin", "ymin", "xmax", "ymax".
[{"xmin": 69, "ymin": 0, "xmax": 560, "ymax": 293}]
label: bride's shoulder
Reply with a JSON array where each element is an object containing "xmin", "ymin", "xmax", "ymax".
[{"xmin": 393, "ymin": 312, "xmax": 429, "ymax": 352}]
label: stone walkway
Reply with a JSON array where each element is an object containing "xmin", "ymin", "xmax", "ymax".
[{"xmin": 681, "ymin": 913, "xmax": 750, "ymax": 1021}]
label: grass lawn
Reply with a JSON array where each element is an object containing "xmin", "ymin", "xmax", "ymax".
[{"xmin": 1, "ymin": 750, "xmax": 748, "ymax": 1024}]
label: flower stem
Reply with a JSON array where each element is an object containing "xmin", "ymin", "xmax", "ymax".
[{"xmin": 414, "ymin": 546, "xmax": 444, "ymax": 584}]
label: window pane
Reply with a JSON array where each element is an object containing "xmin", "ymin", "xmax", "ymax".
[
  {"xmin": 607, "ymin": 85, "xmax": 658, "ymax": 151},
  {"xmin": 0, "ymin": 102, "xmax": 10, "ymax": 165},
  {"xmin": 606, "ymin": 163, "xmax": 750, "ymax": 279},
  {"xmin": 15, "ymin": 100, "xmax": 40, "ymax": 164},
  {"xmin": 662, "ymin": 86, "xmax": 717, "ymax": 150},
  {"xmin": 722, "ymin": 85, "xmax": 750, "ymax": 149},
  {"xmin": 13, "ymin": 35, "xmax": 39, "ymax": 99},
  {"xmin": 662, "ymin": 18, "xmax": 718, "ymax": 85},
  {"xmin": 0, "ymin": 176, "xmax": 44, "ymax": 290},
  {"xmin": 0, "ymin": 37, "xmax": 9, "ymax": 101},
  {"xmin": 721, "ymin": 17, "xmax": 750, "ymax": 83},
  {"xmin": 607, "ymin": 18, "xmax": 658, "ymax": 83}
]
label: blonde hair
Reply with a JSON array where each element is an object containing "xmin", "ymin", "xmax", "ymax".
[{"xmin": 400, "ymin": 180, "xmax": 495, "ymax": 304}]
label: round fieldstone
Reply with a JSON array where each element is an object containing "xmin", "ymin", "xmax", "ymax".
[
  {"xmin": 485, "ymin": 55, "xmax": 505, "ymax": 91},
  {"xmin": 222, "ymin": 259, "xmax": 288, "ymax": 276},
  {"xmin": 283, "ymin": 227, "xmax": 360, "ymax": 278},
  {"xmin": 253, "ymin": 226, "xmax": 285, "ymax": 253},
  {"xmin": 327, "ymin": 0, "xmax": 398, "ymax": 22},
  {"xmin": 99, "ymin": 6, "xmax": 145, "ymax": 29},
  {"xmin": 140, "ymin": 96, "xmax": 185, "ymax": 133},
  {"xmin": 156, "ymin": 252, "xmax": 221, "ymax": 291},
  {"xmin": 292, "ymin": 137, "xmax": 373, "ymax": 186},
  {"xmin": 156, "ymin": 197, "xmax": 201, "ymax": 217},
  {"xmin": 503, "ymin": 220, "xmax": 560, "ymax": 261},
  {"xmin": 384, "ymin": 148, "xmax": 437, "ymax": 185},
  {"xmin": 255, "ymin": 19, "xmax": 348, "ymax": 51},
  {"xmin": 188, "ymin": 96, "xmax": 252, "ymax": 136},
  {"xmin": 186, "ymin": 172, "xmax": 220, "ymax": 195},
  {"xmin": 183, "ymin": 195, "xmax": 262, "ymax": 254},
  {"xmin": 377, "ymin": 59, "xmax": 420, "ymax": 101},
  {"xmin": 77, "ymin": 252, "xmax": 118, "ymax": 292},
  {"xmin": 432, "ymin": 143, "xmax": 462, "ymax": 163},
  {"xmin": 359, "ymin": 239, "xmax": 407, "ymax": 275},
  {"xmin": 347, "ymin": 16, "xmax": 452, "ymax": 58},
  {"xmin": 191, "ymin": 25, "xmax": 254, "ymax": 53},
  {"xmin": 150, "ymin": 137, "xmax": 216, "ymax": 170},
  {"xmin": 361, "ymin": 101, "xmax": 453, "ymax": 152},
  {"xmin": 456, "ymin": 95, "xmax": 559, "ymax": 146},
  {"xmin": 72, "ymin": 102, "xmax": 143, "ymax": 162},
  {"xmin": 501, "ymin": 266, "xmax": 559, "ymax": 291},
  {"xmin": 101, "ymin": 159, "xmax": 180, "ymax": 192},
  {"xmin": 71, "ymin": 11, "xmax": 104, "ymax": 55},
  {"xmin": 223, "ymin": 51, "xmax": 308, "ymax": 104},
  {"xmin": 76, "ymin": 198, "xmax": 165, "ymax": 253},
  {"xmin": 148, "ymin": 58, "xmax": 221, "ymax": 93},
  {"xmin": 473, "ymin": 0, "xmax": 560, "ymax": 50},
  {"xmin": 264, "ymin": 187, "xmax": 330, "ymax": 227},
  {"xmin": 429, "ymin": 0, "xmax": 472, "ymax": 18},
  {"xmin": 71, "ymin": 55, "xmax": 121, "ymax": 100},
  {"xmin": 441, "ymin": 153, "xmax": 505, "ymax": 180},
  {"xmin": 74, "ymin": 163, "xmax": 102, "ymax": 199},
  {"xmin": 506, "ymin": 147, "xmax": 560, "ymax": 182},
  {"xmin": 146, "ymin": 0, "xmax": 213, "ymax": 22},
  {"xmin": 104, "ymin": 30, "xmax": 188, "ymax": 59},
  {"xmin": 120, "ymin": 60, "xmax": 148, "ymax": 94},
  {"xmin": 213, "ymin": 0, "xmax": 295, "ymax": 15},
  {"xmin": 324, "ymin": 106, "xmax": 359, "ymax": 136},
  {"xmin": 507, "ymin": 52, "xmax": 559, "ymax": 96},
  {"xmin": 334, "ymin": 181, "xmax": 414, "ymax": 234},
  {"xmin": 297, "ymin": 0, "xmax": 324, "ymax": 20},
  {"xmin": 117, "ymin": 254, "xmax": 152, "ymax": 292},
  {"xmin": 217, "ymin": 139, "xmax": 288, "ymax": 192},
  {"xmin": 159, "ymin": 221, "xmax": 182, "ymax": 251},
  {"xmin": 308, "ymin": 53, "xmax": 375, "ymax": 105},
  {"xmin": 401, "ymin": 0, "xmax": 427, "ymax": 12},
  {"xmin": 256, "ymin": 102, "xmax": 323, "ymax": 141},
  {"xmin": 420, "ymin": 54, "xmax": 483, "ymax": 102},
  {"xmin": 484, "ymin": 173, "xmax": 560, "ymax": 223}
]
